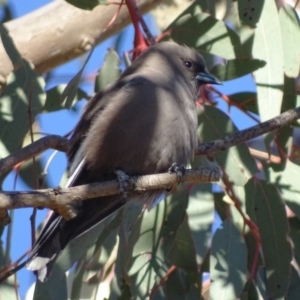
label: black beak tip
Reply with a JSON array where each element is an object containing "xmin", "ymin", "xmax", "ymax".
[{"xmin": 195, "ymin": 72, "xmax": 222, "ymax": 85}]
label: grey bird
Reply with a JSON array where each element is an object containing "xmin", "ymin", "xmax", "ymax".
[{"xmin": 27, "ymin": 41, "xmax": 221, "ymax": 281}]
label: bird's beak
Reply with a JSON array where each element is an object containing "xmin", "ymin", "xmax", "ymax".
[{"xmin": 195, "ymin": 72, "xmax": 222, "ymax": 85}]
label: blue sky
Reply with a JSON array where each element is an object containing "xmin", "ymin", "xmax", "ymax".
[{"xmin": 1, "ymin": 0, "xmax": 256, "ymax": 298}]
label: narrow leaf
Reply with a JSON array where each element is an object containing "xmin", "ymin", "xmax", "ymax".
[
  {"xmin": 187, "ymin": 183, "xmax": 214, "ymax": 264},
  {"xmin": 169, "ymin": 13, "xmax": 241, "ymax": 59},
  {"xmin": 95, "ymin": 49, "xmax": 121, "ymax": 93},
  {"xmin": 279, "ymin": 4, "xmax": 300, "ymax": 77},
  {"xmin": 252, "ymin": 0, "xmax": 284, "ymax": 121},
  {"xmin": 210, "ymin": 219, "xmax": 248, "ymax": 299},
  {"xmin": 210, "ymin": 58, "xmax": 266, "ymax": 82},
  {"xmin": 245, "ymin": 179, "xmax": 292, "ymax": 298}
]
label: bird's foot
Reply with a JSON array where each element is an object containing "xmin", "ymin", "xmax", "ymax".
[
  {"xmin": 114, "ymin": 169, "xmax": 131, "ymax": 198},
  {"xmin": 168, "ymin": 163, "xmax": 186, "ymax": 183}
]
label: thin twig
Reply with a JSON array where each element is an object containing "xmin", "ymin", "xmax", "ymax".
[
  {"xmin": 208, "ymin": 85, "xmax": 260, "ymax": 123},
  {"xmin": 196, "ymin": 106, "xmax": 300, "ymax": 155},
  {"xmin": 27, "ymin": 81, "xmax": 38, "ymax": 247},
  {"xmin": 126, "ymin": 0, "xmax": 156, "ymax": 45},
  {"xmin": 0, "ymin": 250, "xmax": 30, "ymax": 283}
]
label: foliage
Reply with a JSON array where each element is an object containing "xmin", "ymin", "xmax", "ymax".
[{"xmin": 1, "ymin": 0, "xmax": 300, "ymax": 299}]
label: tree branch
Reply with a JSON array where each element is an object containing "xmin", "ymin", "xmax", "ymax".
[
  {"xmin": 0, "ymin": 0, "xmax": 163, "ymax": 84},
  {"xmin": 0, "ymin": 105, "xmax": 299, "ymax": 224},
  {"xmin": 196, "ymin": 106, "xmax": 300, "ymax": 156},
  {"xmin": 1, "ymin": 106, "xmax": 300, "ymax": 178},
  {"xmin": 0, "ymin": 135, "xmax": 70, "ymax": 175},
  {"xmin": 0, "ymin": 167, "xmax": 221, "ymax": 222}
]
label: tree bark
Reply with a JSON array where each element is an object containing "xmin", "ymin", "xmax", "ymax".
[{"xmin": 0, "ymin": 0, "xmax": 163, "ymax": 84}]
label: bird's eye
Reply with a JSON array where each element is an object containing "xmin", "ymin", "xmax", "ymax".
[{"xmin": 184, "ymin": 60, "xmax": 193, "ymax": 68}]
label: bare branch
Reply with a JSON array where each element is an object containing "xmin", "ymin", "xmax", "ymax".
[
  {"xmin": 196, "ymin": 106, "xmax": 300, "ymax": 156},
  {"xmin": 0, "ymin": 167, "xmax": 221, "ymax": 222},
  {"xmin": 0, "ymin": 0, "xmax": 163, "ymax": 85},
  {"xmin": 0, "ymin": 135, "xmax": 69, "ymax": 175}
]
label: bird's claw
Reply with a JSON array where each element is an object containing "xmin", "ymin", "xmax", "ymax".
[
  {"xmin": 168, "ymin": 163, "xmax": 186, "ymax": 184},
  {"xmin": 114, "ymin": 169, "xmax": 130, "ymax": 198}
]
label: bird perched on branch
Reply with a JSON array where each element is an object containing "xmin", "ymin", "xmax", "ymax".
[{"xmin": 27, "ymin": 41, "xmax": 221, "ymax": 281}]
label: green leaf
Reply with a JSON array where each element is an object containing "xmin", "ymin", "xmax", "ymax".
[
  {"xmin": 0, "ymin": 70, "xmax": 46, "ymax": 153},
  {"xmin": 0, "ymin": 23, "xmax": 22, "ymax": 65},
  {"xmin": 210, "ymin": 58, "xmax": 266, "ymax": 82},
  {"xmin": 281, "ymin": 76, "xmax": 300, "ymax": 113},
  {"xmin": 0, "ymin": 278, "xmax": 20, "ymax": 300},
  {"xmin": 0, "ymin": 24, "xmax": 46, "ymax": 164},
  {"xmin": 277, "ymin": 160, "xmax": 300, "ymax": 220},
  {"xmin": 159, "ymin": 188, "xmax": 189, "ymax": 255},
  {"xmin": 237, "ymin": 0, "xmax": 264, "ymax": 28},
  {"xmin": 33, "ymin": 265, "xmax": 68, "ymax": 300},
  {"xmin": 240, "ymin": 279, "xmax": 261, "ymax": 300},
  {"xmin": 95, "ymin": 49, "xmax": 121, "ymax": 93},
  {"xmin": 227, "ymin": 92, "xmax": 258, "ymax": 115},
  {"xmin": 169, "ymin": 13, "xmax": 242, "ymax": 59},
  {"xmin": 61, "ymin": 51, "xmax": 93, "ymax": 109},
  {"xmin": 289, "ymin": 217, "xmax": 300, "ymax": 270},
  {"xmin": 210, "ymin": 219, "xmax": 248, "ymax": 299},
  {"xmin": 252, "ymin": 0, "xmax": 284, "ymax": 122},
  {"xmin": 279, "ymin": 4, "xmax": 300, "ymax": 77},
  {"xmin": 197, "ymin": 106, "xmax": 258, "ymax": 185},
  {"xmin": 286, "ymin": 265, "xmax": 300, "ymax": 300},
  {"xmin": 127, "ymin": 201, "xmax": 167, "ymax": 298},
  {"xmin": 187, "ymin": 183, "xmax": 214, "ymax": 264},
  {"xmin": 70, "ymin": 254, "xmax": 86, "ymax": 300},
  {"xmin": 164, "ymin": 269, "xmax": 188, "ymax": 300},
  {"xmin": 44, "ymin": 85, "xmax": 89, "ymax": 112},
  {"xmin": 167, "ymin": 216, "xmax": 200, "ymax": 298},
  {"xmin": 274, "ymin": 125, "xmax": 293, "ymax": 163},
  {"xmin": 214, "ymin": 192, "xmax": 228, "ymax": 221},
  {"xmin": 66, "ymin": 0, "xmax": 107, "ymax": 10},
  {"xmin": 0, "ymin": 66, "xmax": 46, "ymax": 158},
  {"xmin": 245, "ymin": 179, "xmax": 292, "ymax": 298}
]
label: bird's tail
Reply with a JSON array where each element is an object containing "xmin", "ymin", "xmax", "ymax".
[{"xmin": 26, "ymin": 195, "xmax": 125, "ymax": 282}]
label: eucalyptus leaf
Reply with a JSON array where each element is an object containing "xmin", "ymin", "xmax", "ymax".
[
  {"xmin": 0, "ymin": 63, "xmax": 45, "ymax": 155},
  {"xmin": 210, "ymin": 58, "xmax": 266, "ymax": 82},
  {"xmin": 210, "ymin": 219, "xmax": 248, "ymax": 299},
  {"xmin": 252, "ymin": 0, "xmax": 284, "ymax": 122},
  {"xmin": 227, "ymin": 92, "xmax": 258, "ymax": 115},
  {"xmin": 237, "ymin": 0, "xmax": 264, "ymax": 28},
  {"xmin": 169, "ymin": 12, "xmax": 242, "ymax": 59},
  {"xmin": 44, "ymin": 85, "xmax": 89, "ymax": 112},
  {"xmin": 61, "ymin": 50, "xmax": 93, "ymax": 109},
  {"xmin": 95, "ymin": 49, "xmax": 121, "ymax": 93},
  {"xmin": 187, "ymin": 184, "xmax": 214, "ymax": 265},
  {"xmin": 279, "ymin": 4, "xmax": 300, "ymax": 77},
  {"xmin": 245, "ymin": 179, "xmax": 292, "ymax": 298},
  {"xmin": 277, "ymin": 160, "xmax": 300, "ymax": 220}
]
